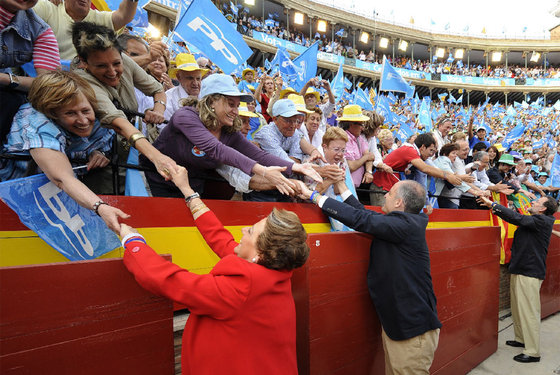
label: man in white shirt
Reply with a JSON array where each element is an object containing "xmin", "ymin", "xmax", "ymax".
[
  {"xmin": 431, "ymin": 115, "xmax": 452, "ymax": 152},
  {"xmin": 299, "ymin": 77, "xmax": 335, "ymax": 133},
  {"xmin": 34, "ymin": 0, "xmax": 136, "ymax": 60},
  {"xmin": 164, "ymin": 53, "xmax": 208, "ymax": 121}
]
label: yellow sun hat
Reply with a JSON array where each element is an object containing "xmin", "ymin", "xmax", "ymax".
[
  {"xmin": 168, "ymin": 53, "xmax": 209, "ymax": 79},
  {"xmin": 336, "ymin": 104, "xmax": 370, "ymax": 122},
  {"xmin": 287, "ymin": 94, "xmax": 313, "ymax": 114},
  {"xmin": 238, "ymin": 102, "xmax": 258, "ymax": 118}
]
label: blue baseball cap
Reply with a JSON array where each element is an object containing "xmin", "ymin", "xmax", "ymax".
[
  {"xmin": 538, "ymin": 172, "xmax": 549, "ymax": 177},
  {"xmin": 272, "ymin": 99, "xmax": 303, "ymax": 118},
  {"xmin": 531, "ymin": 166, "xmax": 540, "ymax": 173},
  {"xmin": 198, "ymin": 74, "xmax": 254, "ymax": 102}
]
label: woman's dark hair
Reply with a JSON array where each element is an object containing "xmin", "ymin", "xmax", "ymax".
[
  {"xmin": 439, "ymin": 143, "xmax": 459, "ymax": 157},
  {"xmin": 72, "ymin": 22, "xmax": 121, "ymax": 61},
  {"xmin": 256, "ymin": 209, "xmax": 309, "ymax": 270}
]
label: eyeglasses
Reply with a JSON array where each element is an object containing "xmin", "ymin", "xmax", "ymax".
[
  {"xmin": 328, "ymin": 147, "xmax": 346, "ymax": 154},
  {"xmin": 280, "ymin": 117, "xmax": 302, "ymax": 125}
]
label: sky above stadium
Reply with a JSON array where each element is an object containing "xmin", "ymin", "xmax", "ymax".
[{"xmin": 325, "ymin": 0, "xmax": 559, "ymax": 39}]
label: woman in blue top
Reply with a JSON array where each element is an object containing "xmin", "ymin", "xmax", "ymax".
[{"xmin": 0, "ymin": 70, "xmax": 128, "ymax": 232}]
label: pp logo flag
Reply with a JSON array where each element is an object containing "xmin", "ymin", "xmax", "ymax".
[
  {"xmin": 174, "ymin": 0, "xmax": 252, "ymax": 74},
  {"xmin": 0, "ymin": 174, "xmax": 121, "ymax": 261}
]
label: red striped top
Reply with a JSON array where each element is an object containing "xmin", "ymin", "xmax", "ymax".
[{"xmin": 0, "ymin": 5, "xmax": 60, "ymax": 71}]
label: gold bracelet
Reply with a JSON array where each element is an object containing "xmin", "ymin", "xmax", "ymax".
[
  {"xmin": 128, "ymin": 132, "xmax": 147, "ymax": 147},
  {"xmin": 189, "ymin": 203, "xmax": 205, "ymax": 212},
  {"xmin": 191, "ymin": 205, "xmax": 209, "ymax": 216}
]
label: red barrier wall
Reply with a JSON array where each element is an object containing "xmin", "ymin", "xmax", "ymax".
[
  {"xmin": 0, "ymin": 258, "xmax": 174, "ymax": 375},
  {"xmin": 293, "ymin": 226, "xmax": 501, "ymax": 375}
]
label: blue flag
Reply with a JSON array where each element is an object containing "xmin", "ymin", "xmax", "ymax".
[
  {"xmin": 379, "ymin": 56, "xmax": 414, "ymax": 96},
  {"xmin": 418, "ymin": 98, "xmax": 432, "ymax": 132},
  {"xmin": 0, "ymin": 174, "xmax": 121, "ymax": 261},
  {"xmin": 330, "ymin": 63, "xmax": 345, "ymax": 102},
  {"xmin": 264, "ymin": 19, "xmax": 275, "ymax": 28},
  {"xmin": 274, "ymin": 47, "xmax": 303, "ymax": 88},
  {"xmin": 501, "ymin": 122, "xmax": 526, "ymax": 150},
  {"xmin": 374, "ymin": 95, "xmax": 395, "ymax": 125},
  {"xmin": 104, "ymin": 0, "xmax": 148, "ymax": 28},
  {"xmin": 174, "ymin": 0, "xmax": 252, "ymax": 74},
  {"xmin": 292, "ymin": 42, "xmax": 318, "ymax": 92},
  {"xmin": 352, "ymin": 87, "xmax": 373, "ymax": 111},
  {"xmin": 551, "ymin": 153, "xmax": 560, "ymax": 187},
  {"xmin": 335, "ymin": 28, "xmax": 345, "ymax": 37},
  {"xmin": 343, "ymin": 76, "xmax": 353, "ymax": 90}
]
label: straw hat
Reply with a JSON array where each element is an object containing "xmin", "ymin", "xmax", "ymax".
[
  {"xmin": 287, "ymin": 94, "xmax": 313, "ymax": 114},
  {"xmin": 337, "ymin": 104, "xmax": 369, "ymax": 122},
  {"xmin": 238, "ymin": 102, "xmax": 258, "ymax": 118},
  {"xmin": 303, "ymin": 87, "xmax": 321, "ymax": 102},
  {"xmin": 169, "ymin": 53, "xmax": 208, "ymax": 79},
  {"xmin": 279, "ymin": 87, "xmax": 298, "ymax": 99},
  {"xmin": 242, "ymin": 68, "xmax": 256, "ymax": 79}
]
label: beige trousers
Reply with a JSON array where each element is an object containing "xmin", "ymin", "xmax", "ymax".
[
  {"xmin": 381, "ymin": 327, "xmax": 440, "ymax": 375},
  {"xmin": 510, "ymin": 273, "xmax": 543, "ymax": 357}
]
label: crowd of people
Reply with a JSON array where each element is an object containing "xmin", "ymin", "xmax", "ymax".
[
  {"xmin": 222, "ymin": 1, "xmax": 560, "ymax": 79},
  {"xmin": 2, "ymin": 0, "xmax": 560, "ymax": 372}
]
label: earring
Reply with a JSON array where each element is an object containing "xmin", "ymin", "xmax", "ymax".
[
  {"xmin": 210, "ymin": 107, "xmax": 215, "ymax": 112},
  {"xmin": 251, "ymin": 256, "xmax": 258, "ymax": 263}
]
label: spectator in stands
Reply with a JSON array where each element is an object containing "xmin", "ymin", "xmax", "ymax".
[
  {"xmin": 164, "ymin": 53, "xmax": 208, "ymax": 121},
  {"xmin": 300, "ymin": 106, "xmax": 324, "ymax": 150},
  {"xmin": 0, "ymin": 0, "xmax": 60, "ymax": 142},
  {"xmin": 116, "ymin": 34, "xmax": 167, "ymax": 70},
  {"xmin": 478, "ymin": 194, "xmax": 558, "ymax": 363},
  {"xmin": 487, "ymin": 154, "xmax": 519, "ymax": 194},
  {"xmin": 297, "ymin": 179, "xmax": 441, "ymax": 375},
  {"xmin": 254, "ymin": 74, "xmax": 275, "ymax": 123},
  {"xmin": 146, "ymin": 54, "xmax": 173, "ymax": 92},
  {"xmin": 143, "ymin": 75, "xmax": 320, "ymax": 198},
  {"xmin": 370, "ymin": 133, "xmax": 462, "ymax": 206},
  {"xmin": 362, "ymin": 111, "xmax": 393, "ymax": 175},
  {"xmin": 432, "ymin": 115, "xmax": 453, "ymax": 151},
  {"xmin": 468, "ymin": 122, "xmax": 490, "ymax": 149},
  {"xmin": 338, "ymin": 105, "xmax": 374, "ymax": 193},
  {"xmin": 300, "ymin": 77, "xmax": 335, "ymax": 131},
  {"xmin": 469, "ymin": 151, "xmax": 514, "ymax": 198},
  {"xmin": 34, "ymin": 0, "xmax": 136, "ymax": 60},
  {"xmin": 121, "ymin": 165, "xmax": 309, "ymax": 375},
  {"xmin": 377, "ymin": 128, "xmax": 395, "ymax": 158},
  {"xmin": 0, "ymin": 70, "xmax": 128, "ymax": 231},
  {"xmin": 71, "ymin": 22, "xmax": 178, "ymax": 183},
  {"xmin": 487, "ymin": 144, "xmax": 502, "ymax": 168},
  {"xmin": 238, "ymin": 67, "xmax": 257, "ymax": 92}
]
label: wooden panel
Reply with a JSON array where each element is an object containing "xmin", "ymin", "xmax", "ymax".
[
  {"xmin": 541, "ymin": 224, "xmax": 560, "ymax": 318},
  {"xmin": 0, "ymin": 258, "xmax": 174, "ymax": 375},
  {"xmin": 294, "ymin": 226, "xmax": 501, "ymax": 375}
]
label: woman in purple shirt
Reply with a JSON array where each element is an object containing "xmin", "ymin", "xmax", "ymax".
[{"xmin": 142, "ymin": 74, "xmax": 320, "ymax": 197}]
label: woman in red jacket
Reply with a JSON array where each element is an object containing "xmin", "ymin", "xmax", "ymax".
[{"xmin": 119, "ymin": 166, "xmax": 309, "ymax": 375}]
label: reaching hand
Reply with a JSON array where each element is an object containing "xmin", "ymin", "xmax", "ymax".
[
  {"xmin": 446, "ymin": 173, "xmax": 463, "ymax": 186},
  {"xmin": 87, "ymin": 150, "xmax": 110, "ymax": 171},
  {"xmin": 144, "ymin": 109, "xmax": 165, "ymax": 125},
  {"xmin": 308, "ymin": 149, "xmax": 327, "ymax": 163},
  {"xmin": 293, "ymin": 180, "xmax": 313, "ymax": 200},
  {"xmin": 476, "ymin": 195, "xmax": 493, "ymax": 208},
  {"xmin": 292, "ymin": 163, "xmax": 323, "ymax": 183},
  {"xmin": 169, "ymin": 165, "xmax": 190, "ymax": 191},
  {"xmin": 98, "ymin": 205, "xmax": 131, "ymax": 233},
  {"xmin": 262, "ymin": 166, "xmax": 295, "ymax": 195},
  {"xmin": 119, "ymin": 223, "xmax": 137, "ymax": 239},
  {"xmin": 154, "ymin": 154, "xmax": 179, "ymax": 181}
]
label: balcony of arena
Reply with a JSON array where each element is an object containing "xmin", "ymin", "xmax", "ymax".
[{"xmin": 145, "ymin": 0, "xmax": 560, "ymax": 105}]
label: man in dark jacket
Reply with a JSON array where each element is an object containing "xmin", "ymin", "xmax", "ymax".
[
  {"xmin": 479, "ymin": 195, "xmax": 558, "ymax": 363},
  {"xmin": 296, "ymin": 179, "xmax": 441, "ymax": 374}
]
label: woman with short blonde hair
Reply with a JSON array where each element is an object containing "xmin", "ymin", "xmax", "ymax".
[{"xmin": 120, "ymin": 167, "xmax": 309, "ymax": 374}]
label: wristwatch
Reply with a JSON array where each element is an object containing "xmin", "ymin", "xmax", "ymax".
[{"xmin": 7, "ymin": 72, "xmax": 19, "ymax": 89}]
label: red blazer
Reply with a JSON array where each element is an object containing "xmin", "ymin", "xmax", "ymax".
[{"xmin": 123, "ymin": 210, "xmax": 298, "ymax": 375}]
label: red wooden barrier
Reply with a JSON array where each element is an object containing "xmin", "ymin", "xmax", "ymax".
[
  {"xmin": 293, "ymin": 226, "xmax": 501, "ymax": 375},
  {"xmin": 542, "ymin": 224, "xmax": 560, "ymax": 318},
  {"xmin": 0, "ymin": 258, "xmax": 174, "ymax": 375}
]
